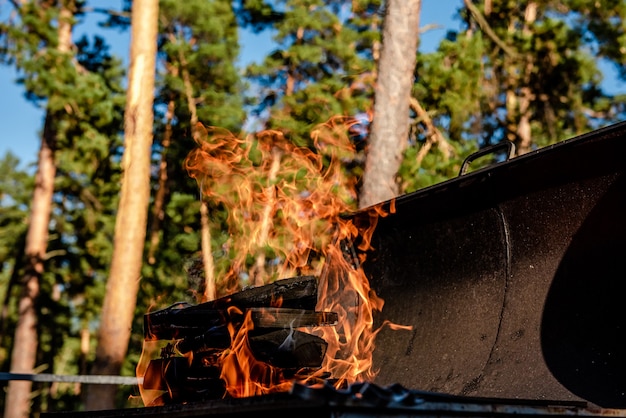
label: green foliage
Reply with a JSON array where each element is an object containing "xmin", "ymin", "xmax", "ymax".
[
  {"xmin": 399, "ymin": 139, "xmax": 474, "ymax": 193},
  {"xmin": 415, "ymin": 33, "xmax": 487, "ymax": 142},
  {"xmin": 234, "ymin": 0, "xmax": 285, "ymax": 31},
  {"xmin": 0, "ymin": 153, "xmax": 32, "ymax": 366},
  {"xmin": 566, "ymin": 0, "xmax": 626, "ymax": 78},
  {"xmin": 158, "ymin": 0, "xmax": 245, "ymax": 132},
  {"xmin": 405, "ymin": 0, "xmax": 626, "ymax": 189},
  {"xmin": 245, "ymin": 0, "xmax": 379, "ymax": 146}
]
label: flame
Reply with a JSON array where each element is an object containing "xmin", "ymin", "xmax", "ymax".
[
  {"xmin": 220, "ymin": 306, "xmax": 294, "ymax": 397},
  {"xmin": 137, "ymin": 117, "xmax": 410, "ymax": 405}
]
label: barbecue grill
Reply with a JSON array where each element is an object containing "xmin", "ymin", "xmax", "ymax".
[
  {"xmin": 42, "ymin": 121, "xmax": 626, "ymax": 416},
  {"xmin": 357, "ymin": 121, "xmax": 626, "ymax": 410}
]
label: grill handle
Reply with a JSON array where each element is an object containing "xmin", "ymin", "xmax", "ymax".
[{"xmin": 459, "ymin": 141, "xmax": 516, "ymax": 176}]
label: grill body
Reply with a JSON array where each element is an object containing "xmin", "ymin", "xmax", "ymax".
[{"xmin": 353, "ymin": 122, "xmax": 626, "ymax": 409}]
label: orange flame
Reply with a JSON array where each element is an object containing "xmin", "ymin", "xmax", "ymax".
[
  {"xmin": 137, "ymin": 117, "xmax": 410, "ymax": 405},
  {"xmin": 220, "ymin": 307, "xmax": 294, "ymax": 397}
]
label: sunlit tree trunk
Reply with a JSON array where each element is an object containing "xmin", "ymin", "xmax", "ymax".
[
  {"xmin": 4, "ymin": 2, "xmax": 74, "ymax": 416},
  {"xmin": 83, "ymin": 0, "xmax": 159, "ymax": 410},
  {"xmin": 503, "ymin": 1, "xmax": 536, "ymax": 156},
  {"xmin": 252, "ymin": 146, "xmax": 282, "ymax": 286},
  {"xmin": 174, "ymin": 35, "xmax": 217, "ymax": 300},
  {"xmin": 515, "ymin": 1, "xmax": 537, "ymax": 156},
  {"xmin": 359, "ymin": 0, "xmax": 421, "ymax": 208},
  {"xmin": 4, "ymin": 113, "xmax": 56, "ymax": 418},
  {"xmin": 147, "ymin": 98, "xmax": 175, "ymax": 265}
]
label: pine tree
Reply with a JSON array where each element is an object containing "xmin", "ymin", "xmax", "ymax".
[
  {"xmin": 0, "ymin": 0, "xmax": 127, "ymax": 413},
  {"xmin": 0, "ymin": 153, "xmax": 33, "ymax": 350},
  {"xmin": 2, "ymin": 2, "xmax": 80, "ymax": 416},
  {"xmin": 84, "ymin": 0, "xmax": 159, "ymax": 410},
  {"xmin": 458, "ymin": 0, "xmax": 620, "ymax": 149},
  {"xmin": 244, "ymin": 0, "xmax": 379, "ymax": 146},
  {"xmin": 147, "ymin": 0, "xmax": 246, "ymax": 301},
  {"xmin": 359, "ymin": 0, "xmax": 421, "ymax": 208},
  {"xmin": 40, "ymin": 33, "xmax": 126, "ymax": 411},
  {"xmin": 402, "ymin": 0, "xmax": 626, "ymax": 193}
]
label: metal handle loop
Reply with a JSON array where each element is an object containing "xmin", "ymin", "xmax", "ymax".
[{"xmin": 459, "ymin": 141, "xmax": 516, "ymax": 176}]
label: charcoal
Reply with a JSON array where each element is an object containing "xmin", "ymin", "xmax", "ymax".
[
  {"xmin": 143, "ymin": 357, "xmax": 189, "ymax": 391},
  {"xmin": 175, "ymin": 325, "xmax": 231, "ymax": 354}
]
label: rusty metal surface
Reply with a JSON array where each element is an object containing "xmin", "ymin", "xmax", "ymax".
[{"xmin": 352, "ymin": 121, "xmax": 626, "ymax": 409}]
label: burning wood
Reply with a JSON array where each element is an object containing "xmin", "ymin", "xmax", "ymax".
[
  {"xmin": 144, "ymin": 275, "xmax": 320, "ymax": 340},
  {"xmin": 139, "ymin": 276, "xmax": 338, "ymax": 405},
  {"xmin": 139, "ymin": 122, "xmax": 397, "ymax": 406}
]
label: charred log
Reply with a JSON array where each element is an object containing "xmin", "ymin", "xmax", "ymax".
[{"xmin": 144, "ymin": 276, "xmax": 319, "ymax": 340}]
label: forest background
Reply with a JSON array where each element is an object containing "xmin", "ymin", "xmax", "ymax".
[{"xmin": 1, "ymin": 0, "xmax": 626, "ymax": 415}]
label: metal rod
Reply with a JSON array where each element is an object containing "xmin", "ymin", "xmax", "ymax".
[{"xmin": 0, "ymin": 372, "xmax": 142, "ymax": 385}]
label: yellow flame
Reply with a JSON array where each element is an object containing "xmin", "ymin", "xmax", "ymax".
[{"xmin": 137, "ymin": 117, "xmax": 410, "ymax": 404}]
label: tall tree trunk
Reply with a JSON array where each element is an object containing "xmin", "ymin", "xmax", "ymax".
[
  {"xmin": 359, "ymin": 0, "xmax": 421, "ymax": 208},
  {"xmin": 83, "ymin": 0, "xmax": 159, "ymax": 410},
  {"xmin": 147, "ymin": 98, "xmax": 175, "ymax": 265},
  {"xmin": 3, "ymin": 1, "xmax": 74, "ymax": 414},
  {"xmin": 4, "ymin": 113, "xmax": 57, "ymax": 418},
  {"xmin": 174, "ymin": 35, "xmax": 217, "ymax": 300},
  {"xmin": 515, "ymin": 1, "xmax": 537, "ymax": 156},
  {"xmin": 78, "ymin": 326, "xmax": 90, "ymax": 394},
  {"xmin": 252, "ymin": 146, "xmax": 282, "ymax": 286}
]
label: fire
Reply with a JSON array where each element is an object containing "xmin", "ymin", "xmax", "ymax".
[
  {"xmin": 220, "ymin": 307, "xmax": 294, "ymax": 397},
  {"xmin": 136, "ymin": 117, "xmax": 409, "ymax": 405}
]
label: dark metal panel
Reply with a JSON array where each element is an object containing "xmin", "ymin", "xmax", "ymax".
[
  {"xmin": 357, "ymin": 122, "xmax": 626, "ymax": 408},
  {"xmin": 540, "ymin": 174, "xmax": 626, "ymax": 408},
  {"xmin": 365, "ymin": 207, "xmax": 508, "ymax": 396}
]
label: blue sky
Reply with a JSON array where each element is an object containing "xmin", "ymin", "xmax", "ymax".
[{"xmin": 1, "ymin": 1, "xmax": 622, "ymax": 172}]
